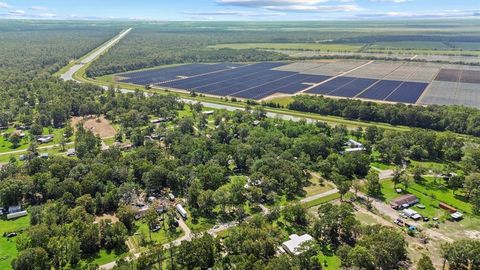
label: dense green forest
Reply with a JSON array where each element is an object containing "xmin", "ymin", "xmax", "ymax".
[
  {"xmin": 0, "ymin": 21, "xmax": 120, "ymax": 83},
  {"xmin": 288, "ymin": 95, "xmax": 480, "ymax": 137}
]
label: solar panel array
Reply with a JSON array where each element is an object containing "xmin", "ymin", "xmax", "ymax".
[
  {"xmin": 156, "ymin": 62, "xmax": 331, "ymax": 99},
  {"xmin": 435, "ymin": 69, "xmax": 480, "ymax": 84},
  {"xmin": 118, "ymin": 62, "xmax": 431, "ymax": 103},
  {"xmin": 119, "ymin": 63, "xmax": 245, "ymax": 86},
  {"xmin": 307, "ymin": 77, "xmax": 428, "ymax": 104}
]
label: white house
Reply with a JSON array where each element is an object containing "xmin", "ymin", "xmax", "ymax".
[
  {"xmin": 282, "ymin": 234, "xmax": 314, "ymax": 255},
  {"xmin": 37, "ymin": 135, "xmax": 54, "ymax": 144}
]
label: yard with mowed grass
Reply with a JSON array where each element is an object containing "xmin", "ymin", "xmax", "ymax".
[
  {"xmin": 210, "ymin": 43, "xmax": 363, "ymax": 52},
  {"xmin": 134, "ymin": 220, "xmax": 183, "ymax": 246},
  {"xmin": 317, "ymin": 251, "xmax": 341, "ymax": 270},
  {"xmin": 304, "ymin": 192, "xmax": 342, "ymax": 209},
  {"xmin": 79, "ymin": 249, "xmax": 127, "ymax": 267},
  {"xmin": 0, "ymin": 215, "xmax": 30, "ymax": 270},
  {"xmin": 381, "ymin": 176, "xmax": 472, "ymax": 218},
  {"xmin": 0, "ymin": 126, "xmax": 72, "ymax": 154}
]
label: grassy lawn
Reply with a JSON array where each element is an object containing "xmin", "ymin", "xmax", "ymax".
[
  {"xmin": 80, "ymin": 249, "xmax": 127, "ymax": 267},
  {"xmin": 409, "ymin": 160, "xmax": 451, "ymax": 173},
  {"xmin": 370, "ymin": 161, "xmax": 394, "ymax": 170},
  {"xmin": 355, "ymin": 212, "xmax": 380, "ymax": 225},
  {"xmin": 0, "ymin": 126, "xmax": 72, "ymax": 155},
  {"xmin": 267, "ymin": 96, "xmax": 294, "ymax": 107},
  {"xmin": 210, "ymin": 43, "xmax": 363, "ymax": 52},
  {"xmin": 134, "ymin": 220, "xmax": 183, "ymax": 246},
  {"xmin": 304, "ymin": 174, "xmax": 335, "ymax": 197},
  {"xmin": 317, "ymin": 251, "xmax": 341, "ymax": 270},
  {"xmin": 185, "ymin": 215, "xmax": 217, "ymax": 233},
  {"xmin": 381, "ymin": 176, "xmax": 472, "ymax": 218},
  {"xmin": 304, "ymin": 193, "xmax": 341, "ymax": 209},
  {"xmin": 102, "ymin": 137, "xmax": 116, "ymax": 146},
  {"xmin": 0, "ymin": 144, "xmax": 70, "ymax": 163},
  {"xmin": 0, "ymin": 215, "xmax": 30, "ymax": 270}
]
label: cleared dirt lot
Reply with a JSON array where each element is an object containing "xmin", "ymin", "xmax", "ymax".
[{"xmin": 71, "ymin": 116, "xmax": 116, "ymax": 138}]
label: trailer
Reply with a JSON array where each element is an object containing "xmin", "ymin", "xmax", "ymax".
[
  {"xmin": 7, "ymin": 210, "xmax": 27, "ymax": 220},
  {"xmin": 176, "ymin": 204, "xmax": 187, "ymax": 219}
]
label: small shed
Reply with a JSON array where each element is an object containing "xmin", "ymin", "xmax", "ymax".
[{"xmin": 451, "ymin": 212, "xmax": 463, "ymax": 221}]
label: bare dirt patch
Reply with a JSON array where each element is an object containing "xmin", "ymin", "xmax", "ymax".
[{"xmin": 71, "ymin": 116, "xmax": 116, "ymax": 138}]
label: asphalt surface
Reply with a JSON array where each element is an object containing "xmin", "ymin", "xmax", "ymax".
[{"xmin": 60, "ymin": 28, "xmax": 132, "ymax": 81}]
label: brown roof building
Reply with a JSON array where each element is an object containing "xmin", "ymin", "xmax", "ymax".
[{"xmin": 390, "ymin": 194, "xmax": 419, "ymax": 209}]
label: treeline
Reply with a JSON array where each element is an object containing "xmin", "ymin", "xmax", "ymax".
[
  {"xmin": 86, "ymin": 29, "xmax": 288, "ymax": 77},
  {"xmin": 288, "ymin": 95, "xmax": 480, "ymax": 136}
]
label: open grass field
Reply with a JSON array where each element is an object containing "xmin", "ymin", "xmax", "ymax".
[
  {"xmin": 366, "ymin": 47, "xmax": 480, "ymax": 56},
  {"xmin": 369, "ymin": 41, "xmax": 452, "ymax": 50},
  {"xmin": 381, "ymin": 176, "xmax": 472, "ymax": 218},
  {"xmin": 210, "ymin": 43, "xmax": 363, "ymax": 52},
  {"xmin": 0, "ymin": 215, "xmax": 30, "ymax": 270},
  {"xmin": 450, "ymin": 42, "xmax": 480, "ymax": 51}
]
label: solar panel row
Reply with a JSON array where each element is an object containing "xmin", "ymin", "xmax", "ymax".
[
  {"xmin": 435, "ymin": 69, "xmax": 480, "ymax": 84},
  {"xmin": 119, "ymin": 63, "xmax": 246, "ymax": 85},
  {"xmin": 385, "ymin": 82, "xmax": 429, "ymax": 103},
  {"xmin": 306, "ymin": 77, "xmax": 428, "ymax": 104},
  {"xmin": 158, "ymin": 62, "xmax": 330, "ymax": 99}
]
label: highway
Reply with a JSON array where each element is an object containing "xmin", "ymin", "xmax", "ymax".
[{"xmin": 60, "ymin": 28, "xmax": 132, "ymax": 81}]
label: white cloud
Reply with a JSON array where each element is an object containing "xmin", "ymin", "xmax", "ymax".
[
  {"xmin": 29, "ymin": 6, "xmax": 48, "ymax": 11},
  {"xmin": 357, "ymin": 9, "xmax": 480, "ymax": 18},
  {"xmin": 218, "ymin": 0, "xmax": 332, "ymax": 6},
  {"xmin": 217, "ymin": 0, "xmax": 361, "ymax": 12},
  {"xmin": 266, "ymin": 4, "xmax": 361, "ymax": 12},
  {"xmin": 8, "ymin": 9, "xmax": 26, "ymax": 16},
  {"xmin": 370, "ymin": 0, "xmax": 410, "ymax": 3},
  {"xmin": 184, "ymin": 10, "xmax": 284, "ymax": 17},
  {"xmin": 0, "ymin": 2, "xmax": 11, "ymax": 8},
  {"xmin": 37, "ymin": 13, "xmax": 56, "ymax": 18}
]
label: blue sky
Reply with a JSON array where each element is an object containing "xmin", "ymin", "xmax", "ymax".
[{"xmin": 0, "ymin": 0, "xmax": 479, "ymax": 20}]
